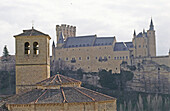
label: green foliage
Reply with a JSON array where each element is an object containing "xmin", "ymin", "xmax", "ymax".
[
  {"xmin": 127, "ymin": 65, "xmax": 136, "ymax": 71},
  {"xmin": 0, "ymin": 71, "xmax": 15, "ymax": 94},
  {"xmin": 2, "ymin": 45, "xmax": 9, "ymax": 57},
  {"xmin": 119, "ymin": 94, "xmax": 170, "ymax": 111},
  {"xmin": 2, "ymin": 45, "xmax": 10, "ymax": 61},
  {"xmin": 99, "ymin": 69, "xmax": 134, "ymax": 90}
]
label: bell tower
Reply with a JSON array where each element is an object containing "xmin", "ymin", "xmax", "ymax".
[{"xmin": 14, "ymin": 27, "xmax": 51, "ymax": 94}]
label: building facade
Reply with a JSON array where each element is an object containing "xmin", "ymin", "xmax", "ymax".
[
  {"xmin": 52, "ymin": 19, "xmax": 164, "ymax": 73},
  {"xmin": 14, "ymin": 27, "xmax": 51, "ymax": 94}
]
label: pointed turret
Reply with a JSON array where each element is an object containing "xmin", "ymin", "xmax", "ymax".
[
  {"xmin": 143, "ymin": 29, "xmax": 145, "ymax": 33},
  {"xmin": 149, "ymin": 18, "xmax": 154, "ymax": 30},
  {"xmin": 133, "ymin": 30, "xmax": 136, "ymax": 37},
  {"xmin": 52, "ymin": 40, "xmax": 55, "ymax": 47},
  {"xmin": 58, "ymin": 32, "xmax": 64, "ymax": 44},
  {"xmin": 57, "ymin": 31, "xmax": 64, "ymax": 47}
]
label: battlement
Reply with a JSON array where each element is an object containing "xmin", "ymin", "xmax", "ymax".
[{"xmin": 56, "ymin": 24, "xmax": 76, "ymax": 42}]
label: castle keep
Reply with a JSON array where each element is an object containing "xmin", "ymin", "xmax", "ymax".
[{"xmin": 52, "ymin": 19, "xmax": 169, "ymax": 73}]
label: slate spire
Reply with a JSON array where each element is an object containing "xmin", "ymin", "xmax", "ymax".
[
  {"xmin": 149, "ymin": 18, "xmax": 154, "ymax": 30},
  {"xmin": 52, "ymin": 40, "xmax": 55, "ymax": 47},
  {"xmin": 133, "ymin": 30, "xmax": 136, "ymax": 36},
  {"xmin": 58, "ymin": 32, "xmax": 64, "ymax": 44}
]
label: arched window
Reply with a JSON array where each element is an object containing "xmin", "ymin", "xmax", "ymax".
[
  {"xmin": 33, "ymin": 42, "xmax": 39, "ymax": 55},
  {"xmin": 25, "ymin": 42, "xmax": 30, "ymax": 54}
]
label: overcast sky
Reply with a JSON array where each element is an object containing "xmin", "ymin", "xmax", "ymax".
[{"xmin": 0, "ymin": 0, "xmax": 170, "ymax": 56}]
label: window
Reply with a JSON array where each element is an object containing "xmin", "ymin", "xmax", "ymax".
[
  {"xmin": 126, "ymin": 56, "xmax": 128, "ymax": 59},
  {"xmin": 99, "ymin": 57, "xmax": 102, "ymax": 61},
  {"xmin": 25, "ymin": 42, "xmax": 30, "ymax": 54},
  {"xmin": 71, "ymin": 58, "xmax": 76, "ymax": 63},
  {"xmin": 117, "ymin": 57, "xmax": 119, "ymax": 59},
  {"xmin": 79, "ymin": 57, "xmax": 82, "ymax": 60},
  {"xmin": 139, "ymin": 45, "xmax": 141, "ymax": 48},
  {"xmin": 120, "ymin": 57, "xmax": 122, "ymax": 60},
  {"xmin": 66, "ymin": 57, "xmax": 68, "ymax": 61},
  {"xmin": 104, "ymin": 56, "xmax": 107, "ymax": 61},
  {"xmin": 87, "ymin": 56, "xmax": 90, "ymax": 60},
  {"xmin": 33, "ymin": 42, "xmax": 39, "ymax": 55},
  {"xmin": 96, "ymin": 57, "xmax": 98, "ymax": 59},
  {"xmin": 114, "ymin": 57, "xmax": 116, "ymax": 60}
]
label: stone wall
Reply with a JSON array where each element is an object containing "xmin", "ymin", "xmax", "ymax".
[{"xmin": 53, "ymin": 45, "xmax": 130, "ymax": 73}]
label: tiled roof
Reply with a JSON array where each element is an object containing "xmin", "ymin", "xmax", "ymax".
[
  {"xmin": 113, "ymin": 42, "xmax": 128, "ymax": 51},
  {"xmin": 124, "ymin": 42, "xmax": 134, "ymax": 48},
  {"xmin": 14, "ymin": 28, "xmax": 49, "ymax": 37},
  {"xmin": 36, "ymin": 74, "xmax": 81, "ymax": 87},
  {"xmin": 93, "ymin": 37, "xmax": 115, "ymax": 46},
  {"xmin": 64, "ymin": 35, "xmax": 96, "ymax": 48},
  {"xmin": 6, "ymin": 87, "xmax": 115, "ymax": 104}
]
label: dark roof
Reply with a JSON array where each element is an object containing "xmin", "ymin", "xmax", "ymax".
[
  {"xmin": 136, "ymin": 32, "xmax": 143, "ymax": 37},
  {"xmin": 124, "ymin": 42, "xmax": 134, "ymax": 48},
  {"xmin": 14, "ymin": 28, "xmax": 49, "ymax": 37},
  {"xmin": 58, "ymin": 32, "xmax": 64, "ymax": 44},
  {"xmin": 64, "ymin": 35, "xmax": 115, "ymax": 48},
  {"xmin": 64, "ymin": 35, "xmax": 96, "ymax": 48},
  {"xmin": 6, "ymin": 87, "xmax": 115, "ymax": 104},
  {"xmin": 93, "ymin": 37, "xmax": 115, "ymax": 46},
  {"xmin": 114, "ymin": 42, "xmax": 128, "ymax": 51},
  {"xmin": 36, "ymin": 74, "xmax": 81, "ymax": 87}
]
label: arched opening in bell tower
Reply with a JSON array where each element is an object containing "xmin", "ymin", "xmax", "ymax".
[
  {"xmin": 25, "ymin": 42, "xmax": 30, "ymax": 54},
  {"xmin": 33, "ymin": 42, "xmax": 39, "ymax": 55}
]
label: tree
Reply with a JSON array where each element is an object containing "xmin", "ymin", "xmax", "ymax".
[
  {"xmin": 2, "ymin": 45, "xmax": 10, "ymax": 61},
  {"xmin": 3, "ymin": 45, "xmax": 9, "ymax": 57}
]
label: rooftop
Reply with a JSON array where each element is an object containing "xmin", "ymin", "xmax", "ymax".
[
  {"xmin": 36, "ymin": 74, "xmax": 81, "ymax": 87},
  {"xmin": 3, "ymin": 74, "xmax": 116, "ymax": 105},
  {"xmin": 14, "ymin": 27, "xmax": 49, "ymax": 37},
  {"xmin": 6, "ymin": 87, "xmax": 115, "ymax": 104}
]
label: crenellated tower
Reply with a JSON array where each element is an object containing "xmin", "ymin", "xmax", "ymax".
[{"xmin": 56, "ymin": 24, "xmax": 76, "ymax": 42}]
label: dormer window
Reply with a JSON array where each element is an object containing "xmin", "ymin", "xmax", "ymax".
[
  {"xmin": 33, "ymin": 42, "xmax": 39, "ymax": 55},
  {"xmin": 25, "ymin": 42, "xmax": 30, "ymax": 54}
]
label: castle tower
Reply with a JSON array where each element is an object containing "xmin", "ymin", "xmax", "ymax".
[
  {"xmin": 132, "ymin": 30, "xmax": 137, "ymax": 57},
  {"xmin": 56, "ymin": 24, "xmax": 76, "ymax": 42},
  {"xmin": 57, "ymin": 32, "xmax": 64, "ymax": 47},
  {"xmin": 14, "ymin": 27, "xmax": 51, "ymax": 94},
  {"xmin": 147, "ymin": 18, "xmax": 156, "ymax": 57}
]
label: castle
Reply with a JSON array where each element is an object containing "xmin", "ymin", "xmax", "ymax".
[
  {"xmin": 0, "ymin": 27, "xmax": 117, "ymax": 111},
  {"xmin": 51, "ymin": 19, "xmax": 170, "ymax": 73}
]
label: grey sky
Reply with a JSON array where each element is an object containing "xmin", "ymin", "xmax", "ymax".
[{"xmin": 0, "ymin": 0, "xmax": 170, "ymax": 56}]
